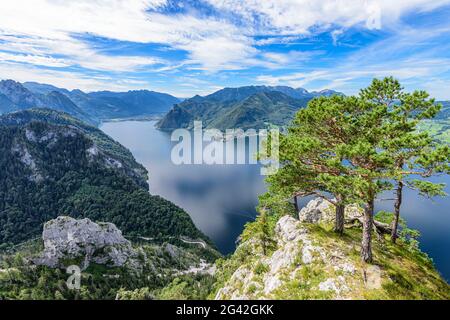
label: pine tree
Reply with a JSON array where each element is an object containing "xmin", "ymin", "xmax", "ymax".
[
  {"xmin": 262, "ymin": 95, "xmax": 375, "ymax": 235},
  {"xmin": 335, "ymin": 96, "xmax": 393, "ymax": 262},
  {"xmin": 259, "ymin": 209, "xmax": 271, "ymax": 255},
  {"xmin": 360, "ymin": 77, "xmax": 450, "ymax": 243},
  {"xmin": 262, "ymin": 77, "xmax": 449, "ymax": 263}
]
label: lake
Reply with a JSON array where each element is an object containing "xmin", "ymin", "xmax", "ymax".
[{"xmin": 101, "ymin": 120, "xmax": 450, "ymax": 280}]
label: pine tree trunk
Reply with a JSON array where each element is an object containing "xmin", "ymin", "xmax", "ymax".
[
  {"xmin": 361, "ymin": 197, "xmax": 374, "ymax": 263},
  {"xmin": 260, "ymin": 210, "xmax": 267, "ymax": 256},
  {"xmin": 391, "ymin": 180, "xmax": 403, "ymax": 243},
  {"xmin": 335, "ymin": 197, "xmax": 345, "ymax": 235},
  {"xmin": 293, "ymin": 195, "xmax": 299, "ymax": 212}
]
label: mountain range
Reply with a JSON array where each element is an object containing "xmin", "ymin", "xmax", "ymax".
[
  {"xmin": 2, "ymin": 79, "xmax": 448, "ymax": 133},
  {"xmin": 0, "ymin": 80, "xmax": 345, "ymax": 130},
  {"xmin": 157, "ymin": 85, "xmax": 343, "ymax": 130},
  {"xmin": 0, "ymin": 80, "xmax": 181, "ymax": 125},
  {"xmin": 0, "ymin": 86, "xmax": 449, "ymax": 301}
]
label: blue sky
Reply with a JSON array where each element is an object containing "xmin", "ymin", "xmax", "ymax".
[{"xmin": 1, "ymin": 0, "xmax": 450, "ymax": 99}]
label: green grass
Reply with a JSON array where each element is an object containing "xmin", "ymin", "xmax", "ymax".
[
  {"xmin": 306, "ymin": 223, "xmax": 450, "ymax": 300},
  {"xmin": 213, "ymin": 218, "xmax": 450, "ymax": 300}
]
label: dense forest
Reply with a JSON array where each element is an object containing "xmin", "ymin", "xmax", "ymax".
[
  {"xmin": 0, "ymin": 239, "xmax": 217, "ymax": 300},
  {"xmin": 0, "ymin": 109, "xmax": 209, "ymax": 247}
]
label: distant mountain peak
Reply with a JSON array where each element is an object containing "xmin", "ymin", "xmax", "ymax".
[
  {"xmin": 0, "ymin": 79, "xmax": 30, "ymax": 94},
  {"xmin": 0, "ymin": 79, "xmax": 21, "ymax": 86},
  {"xmin": 23, "ymin": 81, "xmax": 68, "ymax": 95},
  {"xmin": 311, "ymin": 89, "xmax": 343, "ymax": 97},
  {"xmin": 158, "ymin": 85, "xmax": 344, "ymax": 131},
  {"xmin": 0, "ymin": 79, "xmax": 181, "ymax": 123}
]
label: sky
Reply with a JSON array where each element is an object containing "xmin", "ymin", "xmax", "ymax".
[{"xmin": 1, "ymin": 0, "xmax": 450, "ymax": 99}]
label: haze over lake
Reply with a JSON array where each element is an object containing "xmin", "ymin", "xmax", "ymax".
[{"xmin": 101, "ymin": 120, "xmax": 450, "ymax": 280}]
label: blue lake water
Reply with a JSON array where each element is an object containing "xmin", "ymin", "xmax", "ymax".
[{"xmin": 101, "ymin": 120, "xmax": 450, "ymax": 281}]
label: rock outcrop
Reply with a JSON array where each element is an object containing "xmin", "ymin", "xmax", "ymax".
[
  {"xmin": 215, "ymin": 213, "xmax": 358, "ymax": 299},
  {"xmin": 33, "ymin": 216, "xmax": 139, "ymax": 270},
  {"xmin": 215, "ymin": 197, "xmax": 450, "ymax": 300},
  {"xmin": 214, "ymin": 198, "xmax": 367, "ymax": 300},
  {"xmin": 298, "ymin": 198, "xmax": 363, "ymax": 223}
]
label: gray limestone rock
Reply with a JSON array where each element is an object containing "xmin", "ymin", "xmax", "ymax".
[{"xmin": 33, "ymin": 216, "xmax": 139, "ymax": 270}]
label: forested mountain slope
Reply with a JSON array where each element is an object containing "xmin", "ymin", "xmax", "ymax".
[
  {"xmin": 157, "ymin": 88, "xmax": 318, "ymax": 130},
  {"xmin": 0, "ymin": 109, "xmax": 208, "ymax": 246},
  {"xmin": 417, "ymin": 101, "xmax": 450, "ymax": 144},
  {"xmin": 0, "ymin": 216, "xmax": 219, "ymax": 300}
]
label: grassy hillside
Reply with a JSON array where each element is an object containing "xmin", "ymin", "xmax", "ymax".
[
  {"xmin": 212, "ymin": 210, "xmax": 450, "ymax": 300},
  {"xmin": 417, "ymin": 119, "xmax": 450, "ymax": 144}
]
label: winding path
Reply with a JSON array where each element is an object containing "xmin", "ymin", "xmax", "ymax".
[
  {"xmin": 131, "ymin": 235, "xmax": 207, "ymax": 249},
  {"xmin": 179, "ymin": 236, "xmax": 207, "ymax": 249}
]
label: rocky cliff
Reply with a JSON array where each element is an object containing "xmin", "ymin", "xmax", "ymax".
[
  {"xmin": 1, "ymin": 215, "xmax": 220, "ymax": 300},
  {"xmin": 33, "ymin": 216, "xmax": 139, "ymax": 270},
  {"xmin": 0, "ymin": 109, "xmax": 209, "ymax": 246},
  {"xmin": 213, "ymin": 198, "xmax": 450, "ymax": 300}
]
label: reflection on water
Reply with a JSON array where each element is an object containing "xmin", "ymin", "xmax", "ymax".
[
  {"xmin": 101, "ymin": 120, "xmax": 450, "ymax": 280},
  {"xmin": 101, "ymin": 121, "xmax": 266, "ymax": 253}
]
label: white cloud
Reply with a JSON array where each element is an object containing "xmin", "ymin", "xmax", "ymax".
[
  {"xmin": 0, "ymin": 0, "xmax": 449, "ymax": 93},
  {"xmin": 331, "ymin": 29, "xmax": 344, "ymax": 46},
  {"xmin": 255, "ymin": 36, "xmax": 303, "ymax": 46},
  {"xmin": 2, "ymin": 0, "xmax": 449, "ymax": 75},
  {"xmin": 0, "ymin": 32, "xmax": 164, "ymax": 72},
  {"xmin": 262, "ymin": 50, "xmax": 319, "ymax": 65},
  {"xmin": 0, "ymin": 51, "xmax": 70, "ymax": 68},
  {"xmin": 180, "ymin": 35, "xmax": 257, "ymax": 71},
  {"xmin": 0, "ymin": 62, "xmax": 149, "ymax": 92},
  {"xmin": 206, "ymin": 0, "xmax": 450, "ymax": 34},
  {"xmin": 256, "ymin": 58, "xmax": 450, "ymax": 97},
  {"xmin": 0, "ymin": 0, "xmax": 254, "ymax": 72},
  {"xmin": 0, "ymin": 1, "xmax": 167, "ymax": 42}
]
